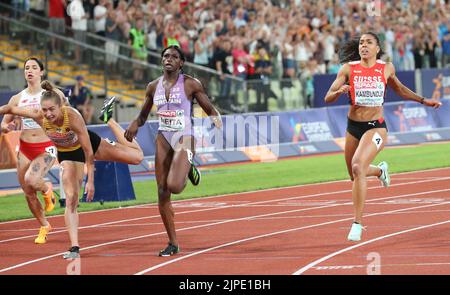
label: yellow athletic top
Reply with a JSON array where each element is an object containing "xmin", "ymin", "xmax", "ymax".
[{"xmin": 42, "ymin": 107, "xmax": 81, "ymax": 152}]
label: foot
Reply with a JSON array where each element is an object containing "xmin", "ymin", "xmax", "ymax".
[
  {"xmin": 34, "ymin": 224, "xmax": 52, "ymax": 244},
  {"xmin": 188, "ymin": 164, "xmax": 201, "ymax": 186},
  {"xmin": 158, "ymin": 243, "xmax": 180, "ymax": 257},
  {"xmin": 377, "ymin": 161, "xmax": 390, "ymax": 187},
  {"xmin": 42, "ymin": 182, "xmax": 56, "ymax": 213},
  {"xmin": 63, "ymin": 246, "xmax": 80, "ymax": 259},
  {"xmin": 59, "ymin": 198, "xmax": 66, "ymax": 208},
  {"xmin": 186, "ymin": 149, "xmax": 201, "ymax": 186},
  {"xmin": 347, "ymin": 222, "xmax": 365, "ymax": 242},
  {"xmin": 99, "ymin": 96, "xmax": 116, "ymax": 123}
]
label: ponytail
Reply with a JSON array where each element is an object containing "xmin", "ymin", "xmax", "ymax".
[{"xmin": 41, "ymin": 80, "xmax": 62, "ymax": 106}]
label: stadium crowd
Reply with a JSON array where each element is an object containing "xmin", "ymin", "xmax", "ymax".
[{"xmin": 4, "ymin": 0, "xmax": 450, "ymax": 81}]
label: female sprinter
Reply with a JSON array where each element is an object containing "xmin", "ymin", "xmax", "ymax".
[
  {"xmin": 0, "ymin": 57, "xmax": 65, "ymax": 244},
  {"xmin": 125, "ymin": 45, "xmax": 222, "ymax": 256},
  {"xmin": 1, "ymin": 81, "xmax": 144, "ymax": 259},
  {"xmin": 324, "ymin": 32, "xmax": 442, "ymax": 242}
]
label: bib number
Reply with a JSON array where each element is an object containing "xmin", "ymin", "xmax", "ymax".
[
  {"xmin": 45, "ymin": 146, "xmax": 58, "ymax": 158},
  {"xmin": 372, "ymin": 132, "xmax": 383, "ymax": 150},
  {"xmin": 158, "ymin": 110, "xmax": 185, "ymax": 132}
]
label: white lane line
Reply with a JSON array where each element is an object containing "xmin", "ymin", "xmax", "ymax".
[
  {"xmin": 1, "ymin": 166, "xmax": 449, "ymax": 225},
  {"xmin": 2, "ymin": 175, "xmax": 449, "ymax": 244},
  {"xmin": 134, "ymin": 201, "xmax": 450, "ymax": 275},
  {"xmin": 2, "ymin": 189, "xmax": 450, "ymax": 274},
  {"xmin": 292, "ymin": 219, "xmax": 450, "ymax": 275}
]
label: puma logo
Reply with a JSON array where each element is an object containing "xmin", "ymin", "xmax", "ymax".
[
  {"xmin": 368, "ymin": 121, "xmax": 376, "ymax": 126},
  {"xmin": 375, "ymin": 69, "xmax": 382, "ymax": 74}
]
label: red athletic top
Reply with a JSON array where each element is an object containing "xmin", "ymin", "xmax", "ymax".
[{"xmin": 348, "ymin": 60, "xmax": 387, "ymax": 107}]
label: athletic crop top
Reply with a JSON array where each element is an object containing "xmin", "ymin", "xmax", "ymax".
[
  {"xmin": 42, "ymin": 107, "xmax": 80, "ymax": 152},
  {"xmin": 17, "ymin": 89, "xmax": 44, "ymax": 130},
  {"xmin": 154, "ymin": 74, "xmax": 193, "ymax": 134},
  {"xmin": 348, "ymin": 60, "xmax": 387, "ymax": 107}
]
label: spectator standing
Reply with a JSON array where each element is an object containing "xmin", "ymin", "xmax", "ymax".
[
  {"xmin": 67, "ymin": 0, "xmax": 88, "ymax": 64},
  {"xmin": 68, "ymin": 75, "xmax": 94, "ymax": 124},
  {"xmin": 48, "ymin": 0, "xmax": 66, "ymax": 53},
  {"xmin": 94, "ymin": 0, "xmax": 108, "ymax": 37}
]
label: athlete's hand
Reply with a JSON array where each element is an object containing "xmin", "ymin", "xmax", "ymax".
[
  {"xmin": 1, "ymin": 121, "xmax": 15, "ymax": 134},
  {"xmin": 124, "ymin": 120, "xmax": 139, "ymax": 142},
  {"xmin": 423, "ymin": 98, "xmax": 442, "ymax": 109},
  {"xmin": 85, "ymin": 179, "xmax": 95, "ymax": 202},
  {"xmin": 336, "ymin": 84, "xmax": 351, "ymax": 95},
  {"xmin": 210, "ymin": 115, "xmax": 222, "ymax": 129}
]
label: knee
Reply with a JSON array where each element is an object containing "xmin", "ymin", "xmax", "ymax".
[
  {"xmin": 351, "ymin": 162, "xmax": 365, "ymax": 178},
  {"xmin": 130, "ymin": 152, "xmax": 144, "ymax": 165},
  {"xmin": 23, "ymin": 175, "xmax": 41, "ymax": 191},
  {"xmin": 167, "ymin": 180, "xmax": 184, "ymax": 194}
]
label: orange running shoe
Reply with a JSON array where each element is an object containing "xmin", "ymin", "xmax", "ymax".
[
  {"xmin": 42, "ymin": 182, "xmax": 56, "ymax": 213},
  {"xmin": 34, "ymin": 224, "xmax": 52, "ymax": 244}
]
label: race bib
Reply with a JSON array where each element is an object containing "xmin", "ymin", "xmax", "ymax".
[
  {"xmin": 372, "ymin": 132, "xmax": 383, "ymax": 150},
  {"xmin": 157, "ymin": 110, "xmax": 185, "ymax": 132},
  {"xmin": 45, "ymin": 146, "xmax": 58, "ymax": 158},
  {"xmin": 353, "ymin": 77, "xmax": 385, "ymax": 107}
]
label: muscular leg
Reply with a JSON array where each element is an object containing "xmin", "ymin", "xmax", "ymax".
[
  {"xmin": 167, "ymin": 136, "xmax": 195, "ymax": 194},
  {"xmin": 107, "ymin": 118, "xmax": 142, "ymax": 151},
  {"xmin": 94, "ymin": 139, "xmax": 144, "ymax": 165},
  {"xmin": 17, "ymin": 152, "xmax": 52, "ymax": 227},
  {"xmin": 345, "ymin": 133, "xmax": 382, "ymax": 181},
  {"xmin": 155, "ymin": 134, "xmax": 178, "ymax": 246},
  {"xmin": 24, "ymin": 153, "xmax": 56, "ymax": 194},
  {"xmin": 61, "ymin": 161, "xmax": 85, "ymax": 247},
  {"xmin": 351, "ymin": 128, "xmax": 387, "ymax": 223}
]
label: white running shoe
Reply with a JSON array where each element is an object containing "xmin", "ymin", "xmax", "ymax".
[
  {"xmin": 377, "ymin": 161, "xmax": 390, "ymax": 187},
  {"xmin": 347, "ymin": 222, "xmax": 365, "ymax": 241}
]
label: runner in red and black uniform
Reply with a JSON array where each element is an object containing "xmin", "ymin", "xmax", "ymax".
[{"xmin": 324, "ymin": 32, "xmax": 442, "ymax": 242}]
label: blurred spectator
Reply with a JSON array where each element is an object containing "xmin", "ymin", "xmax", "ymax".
[
  {"xmin": 128, "ymin": 18, "xmax": 147, "ymax": 83},
  {"xmin": 442, "ymin": 22, "xmax": 450, "ymax": 67},
  {"xmin": 67, "ymin": 0, "xmax": 88, "ymax": 63},
  {"xmin": 0, "ymin": 0, "xmax": 12, "ymax": 34},
  {"xmin": 232, "ymin": 39, "xmax": 252, "ymax": 80},
  {"xmin": 68, "ymin": 75, "xmax": 94, "ymax": 124},
  {"xmin": 193, "ymin": 28, "xmax": 212, "ymax": 67},
  {"xmin": 29, "ymin": 0, "xmax": 45, "ymax": 28},
  {"xmin": 250, "ymin": 45, "xmax": 278, "ymax": 111},
  {"xmin": 105, "ymin": 5, "xmax": 121, "ymax": 72},
  {"xmin": 300, "ymin": 60, "xmax": 320, "ymax": 108},
  {"xmin": 212, "ymin": 38, "xmax": 235, "ymax": 108},
  {"xmin": 115, "ymin": 0, "xmax": 131, "ymax": 39},
  {"xmin": 48, "ymin": 0, "xmax": 66, "ymax": 54},
  {"xmin": 327, "ymin": 54, "xmax": 341, "ymax": 74},
  {"xmin": 94, "ymin": 0, "xmax": 108, "ymax": 37}
]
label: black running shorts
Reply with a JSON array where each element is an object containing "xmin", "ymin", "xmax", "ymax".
[
  {"xmin": 57, "ymin": 130, "xmax": 102, "ymax": 163},
  {"xmin": 346, "ymin": 117, "xmax": 387, "ymax": 140}
]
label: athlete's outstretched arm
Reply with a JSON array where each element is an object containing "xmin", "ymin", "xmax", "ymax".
[
  {"xmin": 324, "ymin": 63, "xmax": 350, "ymax": 104},
  {"xmin": 124, "ymin": 81, "xmax": 157, "ymax": 142},
  {"xmin": 189, "ymin": 77, "xmax": 222, "ymax": 128},
  {"xmin": 67, "ymin": 108, "xmax": 95, "ymax": 201},
  {"xmin": 0, "ymin": 104, "xmax": 43, "ymax": 125},
  {"xmin": 386, "ymin": 63, "xmax": 442, "ymax": 108},
  {"xmin": 1, "ymin": 94, "xmax": 19, "ymax": 133}
]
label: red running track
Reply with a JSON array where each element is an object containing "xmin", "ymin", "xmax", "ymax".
[{"xmin": 0, "ymin": 167, "xmax": 449, "ymax": 275}]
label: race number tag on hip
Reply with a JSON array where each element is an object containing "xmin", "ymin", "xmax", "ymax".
[
  {"xmin": 45, "ymin": 146, "xmax": 58, "ymax": 158},
  {"xmin": 372, "ymin": 132, "xmax": 383, "ymax": 150},
  {"xmin": 157, "ymin": 110, "xmax": 185, "ymax": 132}
]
